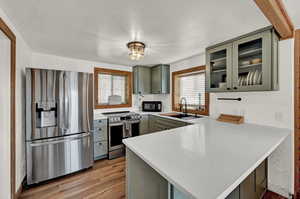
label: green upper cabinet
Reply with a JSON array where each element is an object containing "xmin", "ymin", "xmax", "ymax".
[
  {"xmin": 206, "ymin": 27, "xmax": 279, "ymax": 92},
  {"xmin": 133, "ymin": 64, "xmax": 170, "ymax": 94},
  {"xmin": 151, "ymin": 64, "xmax": 170, "ymax": 94},
  {"xmin": 206, "ymin": 43, "xmax": 233, "ymax": 92},
  {"xmin": 133, "ymin": 66, "xmax": 152, "ymax": 94}
]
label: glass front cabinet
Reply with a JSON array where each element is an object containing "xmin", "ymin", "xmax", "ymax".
[{"xmin": 206, "ymin": 27, "xmax": 279, "ymax": 92}]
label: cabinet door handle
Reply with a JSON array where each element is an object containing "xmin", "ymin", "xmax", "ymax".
[
  {"xmin": 227, "ymin": 88, "xmax": 231, "ymax": 90},
  {"xmin": 233, "ymin": 87, "xmax": 237, "ymax": 90},
  {"xmin": 98, "ymin": 128, "xmax": 102, "ymax": 131}
]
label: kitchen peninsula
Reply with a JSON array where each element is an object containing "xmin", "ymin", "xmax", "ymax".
[{"xmin": 123, "ymin": 117, "xmax": 290, "ymax": 199}]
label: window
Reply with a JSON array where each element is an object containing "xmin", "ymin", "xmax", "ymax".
[
  {"xmin": 94, "ymin": 68, "xmax": 132, "ymax": 109},
  {"xmin": 172, "ymin": 66, "xmax": 209, "ymax": 115}
]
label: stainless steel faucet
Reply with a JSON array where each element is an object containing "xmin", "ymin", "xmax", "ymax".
[{"xmin": 179, "ymin": 97, "xmax": 188, "ymax": 116}]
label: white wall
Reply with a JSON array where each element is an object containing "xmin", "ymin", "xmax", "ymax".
[
  {"xmin": 169, "ymin": 40, "xmax": 294, "ymax": 197},
  {"xmin": 0, "ymin": 6, "xmax": 32, "ymax": 199}
]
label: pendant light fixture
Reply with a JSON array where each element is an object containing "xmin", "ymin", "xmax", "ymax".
[{"xmin": 127, "ymin": 41, "xmax": 146, "ymax": 61}]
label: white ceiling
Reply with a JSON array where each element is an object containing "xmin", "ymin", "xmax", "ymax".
[
  {"xmin": 0, "ymin": 0, "xmax": 270, "ymax": 66},
  {"xmin": 284, "ymin": 0, "xmax": 300, "ymax": 29}
]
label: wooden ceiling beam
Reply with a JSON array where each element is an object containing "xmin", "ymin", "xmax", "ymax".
[{"xmin": 254, "ymin": 0, "xmax": 294, "ymax": 40}]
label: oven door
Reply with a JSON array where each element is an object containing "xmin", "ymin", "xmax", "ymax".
[{"xmin": 109, "ymin": 122, "xmax": 124, "ymax": 151}]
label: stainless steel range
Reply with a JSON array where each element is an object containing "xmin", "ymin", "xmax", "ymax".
[
  {"xmin": 103, "ymin": 111, "xmax": 141, "ymax": 159},
  {"xmin": 25, "ymin": 68, "xmax": 94, "ymax": 185}
]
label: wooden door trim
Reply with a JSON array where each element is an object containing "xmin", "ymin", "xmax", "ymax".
[
  {"xmin": 254, "ymin": 0, "xmax": 294, "ymax": 40},
  {"xmin": 294, "ymin": 29, "xmax": 300, "ymax": 199},
  {"xmin": 0, "ymin": 17, "xmax": 17, "ymax": 199}
]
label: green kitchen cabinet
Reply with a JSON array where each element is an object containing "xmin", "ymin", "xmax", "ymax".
[
  {"xmin": 169, "ymin": 185, "xmax": 192, "ymax": 199},
  {"xmin": 133, "ymin": 66, "xmax": 152, "ymax": 94},
  {"xmin": 93, "ymin": 119, "xmax": 108, "ymax": 160},
  {"xmin": 240, "ymin": 171, "xmax": 256, "ymax": 199},
  {"xmin": 226, "ymin": 187, "xmax": 240, "ymax": 199},
  {"xmin": 140, "ymin": 114, "xmax": 150, "ymax": 135},
  {"xmin": 151, "ymin": 64, "xmax": 170, "ymax": 94},
  {"xmin": 255, "ymin": 160, "xmax": 267, "ymax": 199},
  {"xmin": 206, "ymin": 26, "xmax": 279, "ymax": 92},
  {"xmin": 133, "ymin": 64, "xmax": 170, "ymax": 94},
  {"xmin": 206, "ymin": 43, "xmax": 233, "ymax": 92}
]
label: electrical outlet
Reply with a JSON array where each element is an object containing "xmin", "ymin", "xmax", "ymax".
[{"xmin": 240, "ymin": 109, "xmax": 245, "ymax": 116}]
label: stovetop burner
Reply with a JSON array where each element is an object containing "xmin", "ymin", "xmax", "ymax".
[{"xmin": 103, "ymin": 111, "xmax": 141, "ymax": 123}]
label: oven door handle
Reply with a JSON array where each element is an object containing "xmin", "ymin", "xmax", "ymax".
[
  {"xmin": 109, "ymin": 122, "xmax": 124, "ymax": 127},
  {"xmin": 127, "ymin": 120, "xmax": 140, "ymax": 124}
]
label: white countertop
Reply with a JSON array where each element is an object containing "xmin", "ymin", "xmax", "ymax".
[
  {"xmin": 94, "ymin": 113, "xmax": 108, "ymax": 120},
  {"xmin": 123, "ymin": 117, "xmax": 291, "ymax": 199}
]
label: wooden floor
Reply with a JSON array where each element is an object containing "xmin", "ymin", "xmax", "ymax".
[
  {"xmin": 20, "ymin": 156, "xmax": 285, "ymax": 199},
  {"xmin": 263, "ymin": 191, "xmax": 287, "ymax": 199},
  {"xmin": 20, "ymin": 157, "xmax": 126, "ymax": 199}
]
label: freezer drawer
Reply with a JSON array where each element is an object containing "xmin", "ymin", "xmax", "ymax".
[{"xmin": 26, "ymin": 133, "xmax": 93, "ymax": 185}]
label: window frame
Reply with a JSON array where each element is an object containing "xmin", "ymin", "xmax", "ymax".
[
  {"xmin": 172, "ymin": 65, "xmax": 209, "ymax": 116},
  {"xmin": 94, "ymin": 67, "xmax": 132, "ymax": 109}
]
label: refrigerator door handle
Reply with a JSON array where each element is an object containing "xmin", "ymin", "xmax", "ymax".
[
  {"xmin": 86, "ymin": 74, "xmax": 91, "ymax": 132},
  {"xmin": 29, "ymin": 133, "xmax": 90, "ymax": 146},
  {"xmin": 64, "ymin": 73, "xmax": 70, "ymax": 130},
  {"xmin": 59, "ymin": 72, "xmax": 65, "ymax": 129}
]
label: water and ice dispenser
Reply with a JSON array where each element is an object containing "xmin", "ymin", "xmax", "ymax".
[{"xmin": 35, "ymin": 102, "xmax": 57, "ymax": 128}]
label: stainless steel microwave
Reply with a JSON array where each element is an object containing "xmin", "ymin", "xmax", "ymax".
[{"xmin": 142, "ymin": 101, "xmax": 162, "ymax": 112}]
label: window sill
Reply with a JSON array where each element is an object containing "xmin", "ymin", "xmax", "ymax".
[{"xmin": 95, "ymin": 103, "xmax": 132, "ymax": 109}]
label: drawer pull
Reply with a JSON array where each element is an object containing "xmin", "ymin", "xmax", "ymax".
[
  {"xmin": 98, "ymin": 142, "xmax": 102, "ymax": 146},
  {"xmin": 98, "ymin": 128, "xmax": 102, "ymax": 131},
  {"xmin": 98, "ymin": 120, "xmax": 102, "ymax": 123}
]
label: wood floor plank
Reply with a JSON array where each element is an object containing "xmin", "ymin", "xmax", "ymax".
[
  {"xmin": 263, "ymin": 191, "xmax": 287, "ymax": 199},
  {"xmin": 20, "ymin": 157, "xmax": 126, "ymax": 199}
]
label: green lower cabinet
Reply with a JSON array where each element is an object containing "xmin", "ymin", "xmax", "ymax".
[
  {"xmin": 226, "ymin": 186, "xmax": 240, "ymax": 199},
  {"xmin": 256, "ymin": 180, "xmax": 267, "ymax": 199},
  {"xmin": 169, "ymin": 185, "xmax": 192, "ymax": 199},
  {"xmin": 240, "ymin": 172, "xmax": 256, "ymax": 199},
  {"xmin": 226, "ymin": 159, "xmax": 267, "ymax": 199}
]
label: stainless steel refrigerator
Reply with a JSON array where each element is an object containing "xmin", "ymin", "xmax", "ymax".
[{"xmin": 26, "ymin": 68, "xmax": 94, "ymax": 185}]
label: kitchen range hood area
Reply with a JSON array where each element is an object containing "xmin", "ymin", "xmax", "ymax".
[{"xmin": 0, "ymin": 0, "xmax": 299, "ymax": 199}]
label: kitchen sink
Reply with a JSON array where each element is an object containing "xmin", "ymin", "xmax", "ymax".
[{"xmin": 162, "ymin": 113, "xmax": 203, "ymax": 120}]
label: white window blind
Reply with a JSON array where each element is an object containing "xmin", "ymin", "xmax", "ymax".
[
  {"xmin": 179, "ymin": 72, "xmax": 205, "ymax": 108},
  {"xmin": 98, "ymin": 74, "xmax": 126, "ymax": 104}
]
